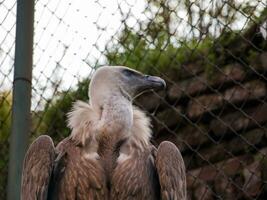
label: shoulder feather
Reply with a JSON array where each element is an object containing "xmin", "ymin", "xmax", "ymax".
[
  {"xmin": 67, "ymin": 100, "xmax": 99, "ymax": 145},
  {"xmin": 130, "ymin": 106, "xmax": 152, "ymax": 149}
]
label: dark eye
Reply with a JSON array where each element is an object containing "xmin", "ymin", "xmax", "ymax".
[{"xmin": 122, "ymin": 69, "xmax": 137, "ymax": 77}]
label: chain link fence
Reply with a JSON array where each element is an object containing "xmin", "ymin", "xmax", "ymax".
[
  {"xmin": 1, "ymin": 0, "xmax": 267, "ymax": 199},
  {"xmin": 0, "ymin": 0, "xmax": 16, "ymax": 199}
]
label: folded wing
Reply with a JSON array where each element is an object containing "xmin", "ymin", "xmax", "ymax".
[
  {"xmin": 21, "ymin": 135, "xmax": 56, "ymax": 200},
  {"xmin": 155, "ymin": 141, "xmax": 187, "ymax": 200}
]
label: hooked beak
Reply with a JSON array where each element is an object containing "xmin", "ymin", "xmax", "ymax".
[
  {"xmin": 135, "ymin": 75, "xmax": 166, "ymax": 96},
  {"xmin": 144, "ymin": 75, "xmax": 166, "ymax": 90},
  {"xmin": 131, "ymin": 74, "xmax": 166, "ymax": 99}
]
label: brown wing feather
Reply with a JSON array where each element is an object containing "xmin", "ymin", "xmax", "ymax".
[
  {"xmin": 111, "ymin": 148, "xmax": 160, "ymax": 200},
  {"xmin": 51, "ymin": 138, "xmax": 108, "ymax": 200},
  {"xmin": 155, "ymin": 141, "xmax": 187, "ymax": 200},
  {"xmin": 21, "ymin": 135, "xmax": 56, "ymax": 200}
]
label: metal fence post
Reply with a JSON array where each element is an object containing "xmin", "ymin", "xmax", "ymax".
[{"xmin": 7, "ymin": 0, "xmax": 34, "ymax": 199}]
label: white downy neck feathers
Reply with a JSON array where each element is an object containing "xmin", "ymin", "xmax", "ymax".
[{"xmin": 67, "ymin": 100, "xmax": 152, "ymax": 149}]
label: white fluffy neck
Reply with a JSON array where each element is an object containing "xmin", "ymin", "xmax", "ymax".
[{"xmin": 67, "ymin": 99, "xmax": 152, "ymax": 149}]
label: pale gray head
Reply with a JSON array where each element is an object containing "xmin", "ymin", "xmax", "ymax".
[{"xmin": 89, "ymin": 66, "xmax": 166, "ymax": 110}]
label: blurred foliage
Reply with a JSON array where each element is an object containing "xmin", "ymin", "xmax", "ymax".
[
  {"xmin": 106, "ymin": 28, "xmax": 216, "ymax": 77},
  {"xmin": 33, "ymin": 79, "xmax": 89, "ymax": 143},
  {"xmin": 33, "ymin": 4, "xmax": 267, "ymax": 143},
  {"xmin": 0, "ymin": 91, "xmax": 12, "ymax": 141},
  {"xmin": 0, "ymin": 91, "xmax": 12, "ymax": 200}
]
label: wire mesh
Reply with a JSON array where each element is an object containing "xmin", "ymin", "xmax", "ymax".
[
  {"xmin": 1, "ymin": 0, "xmax": 267, "ymax": 199},
  {"xmin": 0, "ymin": 0, "xmax": 16, "ymax": 199}
]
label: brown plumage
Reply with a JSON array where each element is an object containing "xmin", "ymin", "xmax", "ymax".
[
  {"xmin": 21, "ymin": 66, "xmax": 186, "ymax": 200},
  {"xmin": 21, "ymin": 136, "xmax": 108, "ymax": 200}
]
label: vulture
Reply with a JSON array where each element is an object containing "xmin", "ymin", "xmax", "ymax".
[{"xmin": 21, "ymin": 66, "xmax": 187, "ymax": 200}]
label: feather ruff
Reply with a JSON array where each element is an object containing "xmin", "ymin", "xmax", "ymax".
[{"xmin": 67, "ymin": 100, "xmax": 152, "ymax": 148}]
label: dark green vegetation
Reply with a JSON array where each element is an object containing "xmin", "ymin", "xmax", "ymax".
[{"xmin": 0, "ymin": 92, "xmax": 11, "ymax": 200}]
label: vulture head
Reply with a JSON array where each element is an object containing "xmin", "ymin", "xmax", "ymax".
[
  {"xmin": 68, "ymin": 66, "xmax": 165, "ymax": 146},
  {"xmin": 89, "ymin": 66, "xmax": 165, "ymax": 137},
  {"xmin": 89, "ymin": 66, "xmax": 166, "ymax": 109}
]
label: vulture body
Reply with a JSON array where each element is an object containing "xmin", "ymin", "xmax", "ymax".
[{"xmin": 21, "ymin": 66, "xmax": 186, "ymax": 200}]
